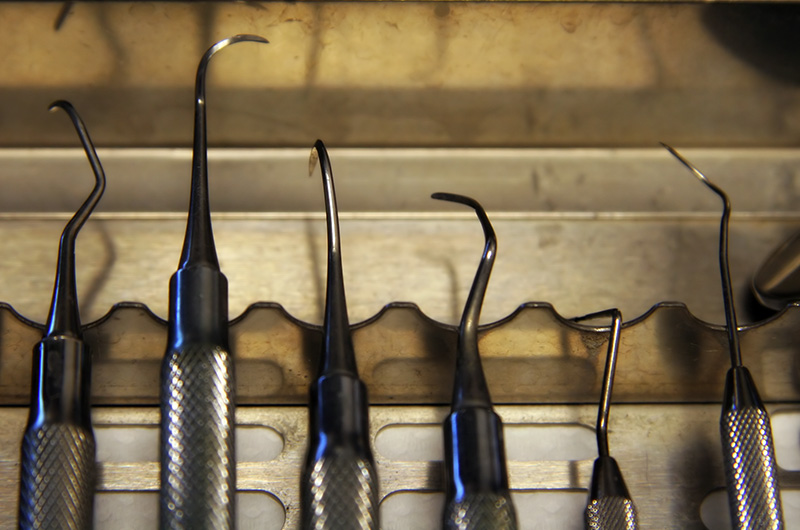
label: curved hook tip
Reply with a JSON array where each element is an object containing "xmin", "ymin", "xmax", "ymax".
[
  {"xmin": 230, "ymin": 33, "xmax": 269, "ymax": 45},
  {"xmin": 204, "ymin": 34, "xmax": 269, "ymax": 63},
  {"xmin": 48, "ymin": 99, "xmax": 74, "ymax": 114},
  {"xmin": 44, "ymin": 99, "xmax": 106, "ymax": 337},
  {"xmin": 432, "ymin": 192, "xmax": 495, "ymax": 245},
  {"xmin": 431, "ymin": 192, "xmax": 478, "ymax": 210}
]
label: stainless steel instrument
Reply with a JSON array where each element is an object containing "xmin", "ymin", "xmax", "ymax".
[
  {"xmin": 18, "ymin": 101, "xmax": 106, "ymax": 530},
  {"xmin": 300, "ymin": 140, "xmax": 380, "ymax": 530},
  {"xmin": 573, "ymin": 308, "xmax": 638, "ymax": 530},
  {"xmin": 159, "ymin": 34, "xmax": 268, "ymax": 530},
  {"xmin": 664, "ymin": 144, "xmax": 784, "ymax": 530},
  {"xmin": 435, "ymin": 192, "xmax": 518, "ymax": 530}
]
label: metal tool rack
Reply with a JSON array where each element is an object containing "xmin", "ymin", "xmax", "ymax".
[{"xmin": 1, "ymin": 3, "xmax": 799, "ymax": 529}]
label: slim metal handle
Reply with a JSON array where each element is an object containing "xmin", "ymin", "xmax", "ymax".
[
  {"xmin": 301, "ymin": 450, "xmax": 379, "ymax": 529},
  {"xmin": 721, "ymin": 406, "xmax": 784, "ymax": 529},
  {"xmin": 19, "ymin": 337, "xmax": 96, "ymax": 530},
  {"xmin": 300, "ymin": 374, "xmax": 379, "ymax": 530},
  {"xmin": 160, "ymin": 343, "xmax": 236, "ymax": 530},
  {"xmin": 443, "ymin": 493, "xmax": 517, "ymax": 530},
  {"xmin": 19, "ymin": 100, "xmax": 102, "ymax": 530},
  {"xmin": 19, "ymin": 423, "xmax": 95, "ymax": 530},
  {"xmin": 585, "ymin": 496, "xmax": 638, "ymax": 530},
  {"xmin": 584, "ymin": 456, "xmax": 638, "ymax": 530}
]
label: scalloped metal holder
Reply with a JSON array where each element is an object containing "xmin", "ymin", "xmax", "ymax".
[
  {"xmin": 1, "ymin": 300, "xmax": 799, "ymax": 405},
  {"xmin": 0, "ymin": 300, "xmax": 799, "ymax": 529}
]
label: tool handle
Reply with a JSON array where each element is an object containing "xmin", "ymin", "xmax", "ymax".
[
  {"xmin": 443, "ymin": 493, "xmax": 517, "ymax": 530},
  {"xmin": 721, "ymin": 405, "xmax": 784, "ymax": 530},
  {"xmin": 160, "ymin": 344, "xmax": 236, "ymax": 530},
  {"xmin": 301, "ymin": 450, "xmax": 380, "ymax": 530},
  {"xmin": 301, "ymin": 375, "xmax": 379, "ymax": 530},
  {"xmin": 19, "ymin": 423, "xmax": 95, "ymax": 530},
  {"xmin": 585, "ymin": 497, "xmax": 638, "ymax": 530}
]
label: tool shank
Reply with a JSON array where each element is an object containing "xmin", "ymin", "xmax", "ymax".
[{"xmin": 443, "ymin": 407, "xmax": 517, "ymax": 530}]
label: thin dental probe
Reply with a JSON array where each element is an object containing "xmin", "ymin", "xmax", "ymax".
[
  {"xmin": 572, "ymin": 309, "xmax": 638, "ymax": 530},
  {"xmin": 432, "ymin": 192, "xmax": 517, "ymax": 530},
  {"xmin": 19, "ymin": 100, "xmax": 106, "ymax": 530},
  {"xmin": 300, "ymin": 140, "xmax": 379, "ymax": 530},
  {"xmin": 663, "ymin": 143, "xmax": 784, "ymax": 530},
  {"xmin": 159, "ymin": 34, "xmax": 268, "ymax": 530},
  {"xmin": 662, "ymin": 144, "xmax": 741, "ymax": 368}
]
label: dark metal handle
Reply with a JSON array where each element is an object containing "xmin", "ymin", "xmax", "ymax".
[
  {"xmin": 585, "ymin": 496, "xmax": 638, "ymax": 530},
  {"xmin": 301, "ymin": 374, "xmax": 379, "ymax": 530},
  {"xmin": 721, "ymin": 406, "xmax": 784, "ymax": 530},
  {"xmin": 160, "ymin": 344, "xmax": 236, "ymax": 530},
  {"xmin": 19, "ymin": 423, "xmax": 95, "ymax": 530},
  {"xmin": 443, "ymin": 492, "xmax": 517, "ymax": 530},
  {"xmin": 300, "ymin": 450, "xmax": 379, "ymax": 530}
]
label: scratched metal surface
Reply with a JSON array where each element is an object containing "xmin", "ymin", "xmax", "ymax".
[
  {"xmin": 1, "ymin": 3, "xmax": 799, "ymax": 148},
  {"xmin": 2, "ymin": 406, "xmax": 800, "ymax": 529},
  {"xmin": 0, "ymin": 148, "xmax": 799, "ymax": 528}
]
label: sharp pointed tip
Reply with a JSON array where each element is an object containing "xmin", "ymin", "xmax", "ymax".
[
  {"xmin": 308, "ymin": 147, "xmax": 319, "ymax": 177},
  {"xmin": 660, "ymin": 142, "xmax": 683, "ymax": 161},
  {"xmin": 309, "ymin": 139, "xmax": 329, "ymax": 177},
  {"xmin": 663, "ymin": 144, "xmax": 711, "ymax": 185}
]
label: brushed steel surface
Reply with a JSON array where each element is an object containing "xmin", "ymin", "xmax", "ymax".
[
  {"xmin": 2, "ymin": 301, "xmax": 800, "ymax": 405},
  {"xmin": 2, "ymin": 301, "xmax": 800, "ymax": 406},
  {"xmin": 1, "ymin": 4, "xmax": 799, "ymax": 148},
  {"xmin": 0, "ymin": 148, "xmax": 799, "ymax": 528},
  {"xmin": 2, "ymin": 405, "xmax": 799, "ymax": 529},
  {"xmin": 1, "ymin": 148, "xmax": 799, "ymax": 329}
]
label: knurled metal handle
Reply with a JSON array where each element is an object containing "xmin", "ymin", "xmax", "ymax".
[
  {"xmin": 721, "ymin": 406, "xmax": 784, "ymax": 530},
  {"xmin": 443, "ymin": 493, "xmax": 518, "ymax": 530},
  {"xmin": 19, "ymin": 423, "xmax": 95, "ymax": 530},
  {"xmin": 301, "ymin": 451, "xmax": 379, "ymax": 530},
  {"xmin": 160, "ymin": 344, "xmax": 236, "ymax": 530},
  {"xmin": 585, "ymin": 496, "xmax": 638, "ymax": 530}
]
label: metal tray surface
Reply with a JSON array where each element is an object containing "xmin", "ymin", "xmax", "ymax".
[{"xmin": 1, "ymin": 148, "xmax": 799, "ymax": 528}]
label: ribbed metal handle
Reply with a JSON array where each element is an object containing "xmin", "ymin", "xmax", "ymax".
[
  {"xmin": 585, "ymin": 496, "xmax": 638, "ymax": 530},
  {"xmin": 19, "ymin": 423, "xmax": 95, "ymax": 530},
  {"xmin": 301, "ymin": 450, "xmax": 379, "ymax": 530},
  {"xmin": 443, "ymin": 492, "xmax": 517, "ymax": 530},
  {"xmin": 721, "ymin": 406, "xmax": 784, "ymax": 530},
  {"xmin": 160, "ymin": 344, "xmax": 236, "ymax": 530}
]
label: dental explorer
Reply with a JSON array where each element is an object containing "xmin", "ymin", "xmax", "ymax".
[
  {"xmin": 432, "ymin": 192, "xmax": 518, "ymax": 530},
  {"xmin": 160, "ymin": 35, "xmax": 268, "ymax": 530},
  {"xmin": 19, "ymin": 100, "xmax": 106, "ymax": 530},
  {"xmin": 300, "ymin": 139, "xmax": 380, "ymax": 530},
  {"xmin": 664, "ymin": 144, "xmax": 784, "ymax": 530},
  {"xmin": 572, "ymin": 309, "xmax": 638, "ymax": 530}
]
